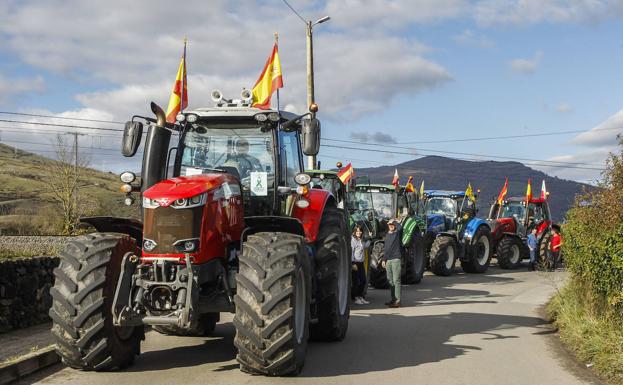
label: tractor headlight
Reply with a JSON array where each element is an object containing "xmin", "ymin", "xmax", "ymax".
[
  {"xmin": 294, "ymin": 173, "xmax": 311, "ymax": 185},
  {"xmin": 186, "ymin": 114, "xmax": 198, "ymax": 123},
  {"xmin": 143, "ymin": 239, "xmax": 157, "ymax": 252},
  {"xmin": 173, "ymin": 238, "xmax": 200, "ymax": 252},
  {"xmin": 254, "ymin": 113, "xmax": 268, "ymax": 122},
  {"xmin": 267, "ymin": 112, "xmax": 280, "ymax": 122},
  {"xmin": 142, "ymin": 197, "xmax": 159, "ymax": 209},
  {"xmin": 120, "ymin": 171, "xmax": 136, "ymax": 183},
  {"xmin": 172, "ymin": 193, "xmax": 207, "ymax": 209},
  {"xmin": 176, "ymin": 113, "xmax": 186, "ymax": 122}
]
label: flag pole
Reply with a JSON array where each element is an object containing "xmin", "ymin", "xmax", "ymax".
[
  {"xmin": 182, "ymin": 37, "xmax": 187, "ymax": 112},
  {"xmin": 274, "ymin": 32, "xmax": 280, "ymax": 114}
]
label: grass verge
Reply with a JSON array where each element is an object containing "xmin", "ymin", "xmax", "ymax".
[
  {"xmin": 548, "ymin": 280, "xmax": 623, "ymax": 384},
  {"xmin": 0, "ymin": 249, "xmax": 38, "ymax": 260}
]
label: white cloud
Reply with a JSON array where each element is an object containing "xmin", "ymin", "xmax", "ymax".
[
  {"xmin": 474, "ymin": 0, "xmax": 623, "ymax": 25},
  {"xmin": 453, "ymin": 29, "xmax": 494, "ymax": 48},
  {"xmin": 573, "ymin": 108, "xmax": 623, "ymax": 147},
  {"xmin": 556, "ymin": 103, "xmax": 572, "ymax": 113},
  {"xmin": 0, "ymin": 75, "xmax": 45, "ymax": 104},
  {"xmin": 509, "ymin": 51, "xmax": 543, "ymax": 74}
]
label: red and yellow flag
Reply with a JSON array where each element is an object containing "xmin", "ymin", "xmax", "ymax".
[
  {"xmin": 337, "ymin": 163, "xmax": 354, "ymax": 184},
  {"xmin": 405, "ymin": 176, "xmax": 415, "ymax": 192},
  {"xmin": 165, "ymin": 41, "xmax": 188, "ymax": 124},
  {"xmin": 392, "ymin": 169, "xmax": 399, "ymax": 189},
  {"xmin": 496, "ymin": 178, "xmax": 508, "ymax": 205},
  {"xmin": 525, "ymin": 179, "xmax": 532, "ymax": 204},
  {"xmin": 252, "ymin": 43, "xmax": 283, "ymax": 109}
]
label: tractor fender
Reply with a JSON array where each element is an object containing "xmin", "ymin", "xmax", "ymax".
[
  {"xmin": 401, "ymin": 216, "xmax": 425, "ymax": 246},
  {"xmin": 79, "ymin": 216, "xmax": 143, "ymax": 244},
  {"xmin": 434, "ymin": 232, "xmax": 465, "ymax": 259},
  {"xmin": 436, "ymin": 231, "xmax": 459, "ymax": 242},
  {"xmin": 243, "ymin": 216, "xmax": 306, "ymax": 239},
  {"xmin": 463, "ymin": 219, "xmax": 491, "ymax": 244},
  {"xmin": 292, "ymin": 188, "xmax": 336, "ymax": 243}
]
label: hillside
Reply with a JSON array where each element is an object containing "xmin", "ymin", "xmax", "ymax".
[
  {"xmin": 356, "ymin": 156, "xmax": 591, "ymax": 221},
  {"xmin": 0, "ymin": 143, "xmax": 138, "ymax": 235}
]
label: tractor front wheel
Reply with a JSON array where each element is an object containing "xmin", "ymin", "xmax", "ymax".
[
  {"xmin": 402, "ymin": 234, "xmax": 425, "ymax": 284},
  {"xmin": 430, "ymin": 236, "xmax": 457, "ymax": 276},
  {"xmin": 369, "ymin": 242, "xmax": 389, "ymax": 289},
  {"xmin": 50, "ymin": 233, "xmax": 143, "ymax": 371},
  {"xmin": 234, "ymin": 232, "xmax": 311, "ymax": 376},
  {"xmin": 461, "ymin": 226, "xmax": 492, "ymax": 273},
  {"xmin": 538, "ymin": 229, "xmax": 554, "ymax": 270},
  {"xmin": 496, "ymin": 236, "xmax": 524, "ymax": 269}
]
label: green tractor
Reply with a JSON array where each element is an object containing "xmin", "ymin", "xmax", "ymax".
[{"xmin": 356, "ymin": 184, "xmax": 426, "ymax": 288}]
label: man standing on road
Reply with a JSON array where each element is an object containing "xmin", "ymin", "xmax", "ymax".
[
  {"xmin": 549, "ymin": 226, "xmax": 563, "ymax": 270},
  {"xmin": 381, "ymin": 219, "xmax": 403, "ymax": 308},
  {"xmin": 527, "ymin": 228, "xmax": 538, "ymax": 271}
]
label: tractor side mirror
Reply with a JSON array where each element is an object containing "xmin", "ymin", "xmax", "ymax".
[
  {"xmin": 122, "ymin": 121, "xmax": 143, "ymax": 157},
  {"xmin": 301, "ymin": 118, "xmax": 320, "ymax": 156}
]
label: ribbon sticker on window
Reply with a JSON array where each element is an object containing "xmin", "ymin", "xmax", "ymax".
[{"xmin": 250, "ymin": 172, "xmax": 268, "ymax": 196}]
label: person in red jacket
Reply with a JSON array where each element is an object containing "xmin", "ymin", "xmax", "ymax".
[{"xmin": 549, "ymin": 227, "xmax": 563, "ymax": 270}]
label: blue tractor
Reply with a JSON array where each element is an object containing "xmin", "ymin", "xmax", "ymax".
[{"xmin": 421, "ymin": 190, "xmax": 493, "ymax": 276}]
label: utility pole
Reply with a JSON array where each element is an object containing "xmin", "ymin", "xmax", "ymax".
[{"xmin": 74, "ymin": 132, "xmax": 78, "ymax": 214}]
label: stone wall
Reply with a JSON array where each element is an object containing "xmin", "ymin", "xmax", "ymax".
[
  {"xmin": 0, "ymin": 236, "xmax": 70, "ymax": 256},
  {"xmin": 0, "ymin": 257, "xmax": 59, "ymax": 333}
]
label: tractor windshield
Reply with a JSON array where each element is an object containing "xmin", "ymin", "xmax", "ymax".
[
  {"xmin": 370, "ymin": 191, "xmax": 395, "ymax": 220},
  {"xmin": 180, "ymin": 124, "xmax": 274, "ymax": 189},
  {"xmin": 424, "ymin": 197, "xmax": 456, "ymax": 217},
  {"xmin": 499, "ymin": 201, "xmax": 526, "ymax": 221}
]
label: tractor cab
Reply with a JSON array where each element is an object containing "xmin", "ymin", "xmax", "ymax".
[
  {"xmin": 306, "ymin": 169, "xmax": 348, "ymax": 208},
  {"xmin": 422, "ymin": 190, "xmax": 476, "ymax": 234},
  {"xmin": 489, "ymin": 197, "xmax": 552, "ymax": 238}
]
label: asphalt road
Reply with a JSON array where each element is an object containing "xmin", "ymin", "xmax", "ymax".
[{"xmin": 26, "ymin": 264, "xmax": 600, "ymax": 385}]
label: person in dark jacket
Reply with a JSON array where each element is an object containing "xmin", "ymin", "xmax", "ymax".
[
  {"xmin": 351, "ymin": 225, "xmax": 371, "ymax": 304},
  {"xmin": 381, "ymin": 219, "xmax": 403, "ymax": 308}
]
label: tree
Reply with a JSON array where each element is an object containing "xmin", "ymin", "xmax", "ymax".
[{"xmin": 42, "ymin": 134, "xmax": 91, "ymax": 235}]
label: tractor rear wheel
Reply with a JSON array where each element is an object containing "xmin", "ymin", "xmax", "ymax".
[
  {"xmin": 234, "ymin": 232, "xmax": 311, "ymax": 376},
  {"xmin": 310, "ymin": 206, "xmax": 350, "ymax": 341},
  {"xmin": 153, "ymin": 313, "xmax": 219, "ymax": 336},
  {"xmin": 402, "ymin": 234, "xmax": 425, "ymax": 284},
  {"xmin": 496, "ymin": 236, "xmax": 523, "ymax": 269},
  {"xmin": 430, "ymin": 236, "xmax": 457, "ymax": 276},
  {"xmin": 538, "ymin": 229, "xmax": 553, "ymax": 270},
  {"xmin": 461, "ymin": 226, "xmax": 492, "ymax": 273},
  {"xmin": 49, "ymin": 233, "xmax": 143, "ymax": 371},
  {"xmin": 369, "ymin": 242, "xmax": 389, "ymax": 289}
]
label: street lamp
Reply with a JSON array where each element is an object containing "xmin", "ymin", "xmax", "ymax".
[{"xmin": 282, "ymin": 1, "xmax": 330, "ymax": 169}]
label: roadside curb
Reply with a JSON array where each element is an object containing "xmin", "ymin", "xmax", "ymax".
[{"xmin": 0, "ymin": 346, "xmax": 59, "ymax": 385}]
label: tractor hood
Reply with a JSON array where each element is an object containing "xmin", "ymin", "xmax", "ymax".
[
  {"xmin": 426, "ymin": 214, "xmax": 446, "ymax": 232},
  {"xmin": 143, "ymin": 174, "xmax": 237, "ymax": 207}
]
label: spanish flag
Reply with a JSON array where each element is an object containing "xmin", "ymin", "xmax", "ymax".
[
  {"xmin": 337, "ymin": 163, "xmax": 354, "ymax": 184},
  {"xmin": 166, "ymin": 41, "xmax": 188, "ymax": 124},
  {"xmin": 405, "ymin": 176, "xmax": 415, "ymax": 193},
  {"xmin": 252, "ymin": 42, "xmax": 283, "ymax": 109},
  {"xmin": 525, "ymin": 179, "xmax": 532, "ymax": 204},
  {"xmin": 496, "ymin": 178, "xmax": 508, "ymax": 205},
  {"xmin": 419, "ymin": 180, "xmax": 425, "ymax": 197}
]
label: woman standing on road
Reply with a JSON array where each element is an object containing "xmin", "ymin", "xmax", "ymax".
[{"xmin": 351, "ymin": 225, "xmax": 371, "ymax": 305}]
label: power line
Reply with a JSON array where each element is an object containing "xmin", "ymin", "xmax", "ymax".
[
  {"xmin": 321, "ymin": 144, "xmax": 604, "ymax": 171},
  {"xmin": 0, "ymin": 111, "xmax": 124, "ymax": 124},
  {"xmin": 0, "ymin": 127, "xmax": 121, "ymax": 138},
  {"xmin": 281, "ymin": 0, "xmax": 307, "ymax": 23},
  {"xmin": 0, "ymin": 118, "xmax": 125, "ymax": 132},
  {"xmin": 321, "ymin": 138, "xmax": 605, "ymax": 167}
]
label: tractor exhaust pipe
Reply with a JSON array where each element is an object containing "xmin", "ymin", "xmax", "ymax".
[{"xmin": 141, "ymin": 102, "xmax": 171, "ymax": 193}]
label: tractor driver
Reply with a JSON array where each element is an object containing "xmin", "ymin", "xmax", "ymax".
[{"xmin": 226, "ymin": 138, "xmax": 263, "ymax": 178}]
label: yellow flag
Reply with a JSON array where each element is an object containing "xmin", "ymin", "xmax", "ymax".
[
  {"xmin": 419, "ymin": 180, "xmax": 424, "ymax": 197},
  {"xmin": 466, "ymin": 182, "xmax": 476, "ymax": 202}
]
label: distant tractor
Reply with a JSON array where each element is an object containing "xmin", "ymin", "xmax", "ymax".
[
  {"xmin": 48, "ymin": 93, "xmax": 351, "ymax": 376},
  {"xmin": 488, "ymin": 196, "xmax": 553, "ymax": 269},
  {"xmin": 356, "ymin": 184, "xmax": 426, "ymax": 288},
  {"xmin": 422, "ymin": 190, "xmax": 493, "ymax": 276}
]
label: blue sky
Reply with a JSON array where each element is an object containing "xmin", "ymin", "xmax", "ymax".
[{"xmin": 0, "ymin": 0, "xmax": 622, "ymax": 183}]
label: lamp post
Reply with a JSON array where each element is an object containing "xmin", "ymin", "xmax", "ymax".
[{"xmin": 305, "ymin": 15, "xmax": 330, "ymax": 169}]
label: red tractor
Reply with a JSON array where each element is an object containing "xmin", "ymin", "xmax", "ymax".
[
  {"xmin": 49, "ymin": 94, "xmax": 351, "ymax": 376},
  {"xmin": 488, "ymin": 194, "xmax": 553, "ymax": 269}
]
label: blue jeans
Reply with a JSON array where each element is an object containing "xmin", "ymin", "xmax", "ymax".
[{"xmin": 529, "ymin": 249, "xmax": 536, "ymax": 264}]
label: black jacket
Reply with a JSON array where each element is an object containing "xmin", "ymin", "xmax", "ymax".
[{"xmin": 382, "ymin": 222, "xmax": 402, "ymax": 261}]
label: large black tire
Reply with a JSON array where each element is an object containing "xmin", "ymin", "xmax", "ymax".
[
  {"xmin": 430, "ymin": 236, "xmax": 457, "ymax": 276},
  {"xmin": 49, "ymin": 233, "xmax": 143, "ymax": 371},
  {"xmin": 310, "ymin": 205, "xmax": 350, "ymax": 342},
  {"xmin": 153, "ymin": 313, "xmax": 219, "ymax": 336},
  {"xmin": 234, "ymin": 232, "xmax": 311, "ymax": 376},
  {"xmin": 423, "ymin": 232, "xmax": 435, "ymax": 271},
  {"xmin": 368, "ymin": 242, "xmax": 389, "ymax": 289},
  {"xmin": 461, "ymin": 226, "xmax": 492, "ymax": 273},
  {"xmin": 496, "ymin": 236, "xmax": 524, "ymax": 269},
  {"xmin": 537, "ymin": 229, "xmax": 553, "ymax": 270},
  {"xmin": 402, "ymin": 233, "xmax": 425, "ymax": 284}
]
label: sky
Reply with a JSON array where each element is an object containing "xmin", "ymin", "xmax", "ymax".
[{"xmin": 0, "ymin": 0, "xmax": 622, "ymax": 184}]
